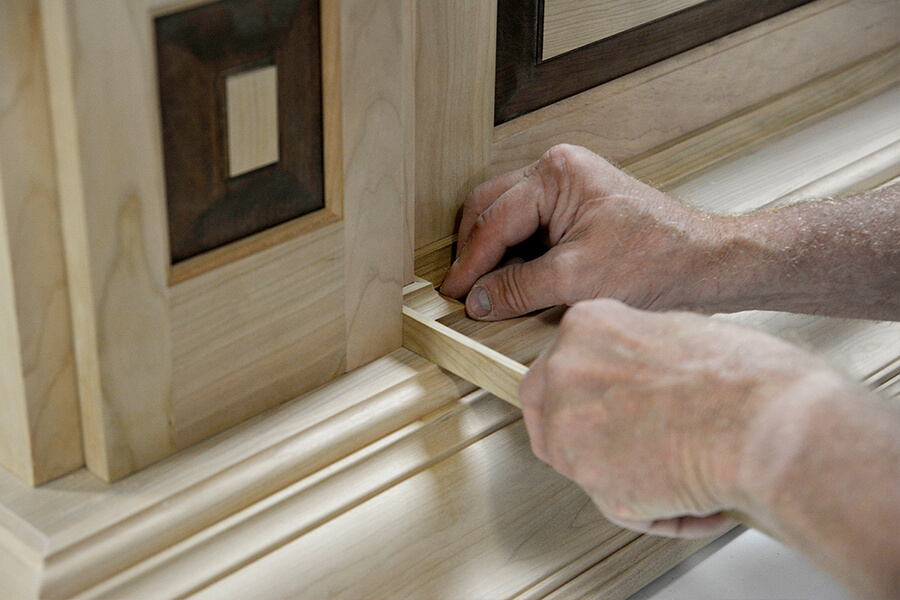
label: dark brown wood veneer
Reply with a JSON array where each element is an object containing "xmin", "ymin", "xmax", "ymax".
[
  {"xmin": 495, "ymin": 0, "xmax": 816, "ymax": 124},
  {"xmin": 155, "ymin": 0, "xmax": 324, "ymax": 265}
]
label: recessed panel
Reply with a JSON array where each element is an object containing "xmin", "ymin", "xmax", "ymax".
[{"xmin": 155, "ymin": 0, "xmax": 324, "ymax": 265}]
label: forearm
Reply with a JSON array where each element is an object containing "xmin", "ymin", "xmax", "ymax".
[
  {"xmin": 688, "ymin": 185, "xmax": 900, "ymax": 319},
  {"xmin": 736, "ymin": 378, "xmax": 900, "ymax": 597}
]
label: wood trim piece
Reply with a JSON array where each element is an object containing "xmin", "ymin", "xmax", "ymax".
[
  {"xmin": 414, "ymin": 0, "xmax": 496, "ymax": 250},
  {"xmin": 0, "ymin": 0, "xmax": 83, "ymax": 485},
  {"xmin": 492, "ymin": 0, "xmax": 900, "ymax": 176},
  {"xmin": 403, "ymin": 305, "xmax": 526, "ymax": 407},
  {"xmin": 495, "ymin": 0, "xmax": 814, "ymax": 123},
  {"xmin": 41, "ymin": 0, "xmax": 176, "ymax": 481}
]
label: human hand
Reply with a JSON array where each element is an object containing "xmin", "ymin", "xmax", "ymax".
[
  {"xmin": 519, "ymin": 298, "xmax": 846, "ymax": 538},
  {"xmin": 440, "ymin": 144, "xmax": 722, "ymax": 320}
]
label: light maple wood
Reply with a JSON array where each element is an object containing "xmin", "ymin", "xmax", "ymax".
[
  {"xmin": 492, "ymin": 0, "xmax": 900, "ymax": 176},
  {"xmin": 225, "ymin": 65, "xmax": 280, "ymax": 177},
  {"xmin": 341, "ymin": 0, "xmax": 411, "ymax": 369},
  {"xmin": 542, "ymin": 0, "xmax": 706, "ymax": 60},
  {"xmin": 403, "ymin": 305, "xmax": 527, "ymax": 407},
  {"xmin": 0, "ymin": 0, "xmax": 83, "ymax": 485},
  {"xmin": 38, "ymin": 0, "xmax": 412, "ymax": 481},
  {"xmin": 414, "ymin": 0, "xmax": 496, "ymax": 250}
]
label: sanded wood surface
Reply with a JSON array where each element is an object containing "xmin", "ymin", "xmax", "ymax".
[
  {"xmin": 404, "ymin": 305, "xmax": 526, "ymax": 407},
  {"xmin": 542, "ymin": 0, "xmax": 707, "ymax": 60},
  {"xmin": 38, "ymin": 0, "xmax": 410, "ymax": 482},
  {"xmin": 341, "ymin": 0, "xmax": 411, "ymax": 369},
  {"xmin": 0, "ymin": 0, "xmax": 82, "ymax": 485},
  {"xmin": 42, "ymin": 0, "xmax": 176, "ymax": 481},
  {"xmin": 414, "ymin": 0, "xmax": 496, "ymax": 250}
]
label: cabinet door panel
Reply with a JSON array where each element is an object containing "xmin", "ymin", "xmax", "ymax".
[{"xmin": 42, "ymin": 0, "xmax": 411, "ymax": 481}]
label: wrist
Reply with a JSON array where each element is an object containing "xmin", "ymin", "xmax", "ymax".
[{"xmin": 730, "ymin": 366, "xmax": 858, "ymax": 522}]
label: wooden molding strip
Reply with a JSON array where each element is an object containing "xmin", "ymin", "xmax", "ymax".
[{"xmin": 403, "ymin": 305, "xmax": 527, "ymax": 407}]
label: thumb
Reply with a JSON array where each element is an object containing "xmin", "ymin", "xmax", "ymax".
[{"xmin": 464, "ymin": 253, "xmax": 565, "ymax": 320}]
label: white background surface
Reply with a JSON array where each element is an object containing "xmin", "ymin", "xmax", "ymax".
[{"xmin": 630, "ymin": 527, "xmax": 852, "ymax": 600}]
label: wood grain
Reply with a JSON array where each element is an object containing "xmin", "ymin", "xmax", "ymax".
[
  {"xmin": 340, "ymin": 0, "xmax": 411, "ymax": 369},
  {"xmin": 493, "ymin": 0, "xmax": 900, "ymax": 175},
  {"xmin": 41, "ymin": 0, "xmax": 176, "ymax": 482},
  {"xmin": 414, "ymin": 0, "xmax": 496, "ymax": 249},
  {"xmin": 496, "ymin": 0, "xmax": 814, "ymax": 123},
  {"xmin": 225, "ymin": 65, "xmax": 280, "ymax": 177},
  {"xmin": 542, "ymin": 0, "xmax": 707, "ymax": 60},
  {"xmin": 403, "ymin": 305, "xmax": 527, "ymax": 407},
  {"xmin": 0, "ymin": 0, "xmax": 83, "ymax": 485}
]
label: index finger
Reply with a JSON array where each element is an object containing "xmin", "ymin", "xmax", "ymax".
[
  {"xmin": 440, "ymin": 170, "xmax": 553, "ymax": 298},
  {"xmin": 457, "ymin": 164, "xmax": 532, "ymax": 257}
]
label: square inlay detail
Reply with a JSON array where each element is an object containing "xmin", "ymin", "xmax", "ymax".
[
  {"xmin": 226, "ymin": 65, "xmax": 280, "ymax": 177},
  {"xmin": 155, "ymin": 0, "xmax": 324, "ymax": 265}
]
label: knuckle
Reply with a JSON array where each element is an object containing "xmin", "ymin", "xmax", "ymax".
[
  {"xmin": 493, "ymin": 266, "xmax": 531, "ymax": 315},
  {"xmin": 548, "ymin": 252, "xmax": 581, "ymax": 304}
]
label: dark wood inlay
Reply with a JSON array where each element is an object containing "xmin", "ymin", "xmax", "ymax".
[
  {"xmin": 156, "ymin": 0, "xmax": 324, "ymax": 265},
  {"xmin": 495, "ymin": 0, "xmax": 815, "ymax": 124}
]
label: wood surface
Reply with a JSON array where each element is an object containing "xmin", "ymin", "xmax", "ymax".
[
  {"xmin": 0, "ymin": 0, "xmax": 83, "ymax": 485},
  {"xmin": 155, "ymin": 0, "xmax": 325, "ymax": 265},
  {"xmin": 38, "ymin": 0, "xmax": 410, "ymax": 481},
  {"xmin": 492, "ymin": 0, "xmax": 900, "ymax": 175},
  {"xmin": 403, "ymin": 305, "xmax": 527, "ymax": 407},
  {"xmin": 419, "ymin": 38, "xmax": 900, "ymax": 285},
  {"xmin": 225, "ymin": 65, "xmax": 280, "ymax": 177},
  {"xmin": 340, "ymin": 0, "xmax": 411, "ymax": 369},
  {"xmin": 414, "ymin": 0, "xmax": 496, "ymax": 250},
  {"xmin": 41, "ymin": 0, "xmax": 176, "ymax": 482},
  {"xmin": 495, "ymin": 0, "xmax": 814, "ymax": 123},
  {"xmin": 542, "ymin": 0, "xmax": 707, "ymax": 60},
  {"xmin": 1, "ymin": 64, "xmax": 898, "ymax": 598}
]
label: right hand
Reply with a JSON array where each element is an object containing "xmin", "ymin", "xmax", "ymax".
[{"xmin": 440, "ymin": 144, "xmax": 723, "ymax": 320}]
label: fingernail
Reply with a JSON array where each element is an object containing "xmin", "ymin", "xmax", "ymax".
[{"xmin": 468, "ymin": 285, "xmax": 492, "ymax": 319}]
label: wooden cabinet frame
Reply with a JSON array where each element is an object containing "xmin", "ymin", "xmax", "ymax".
[
  {"xmin": 40, "ymin": 0, "xmax": 413, "ymax": 481},
  {"xmin": 0, "ymin": 0, "xmax": 898, "ymax": 598}
]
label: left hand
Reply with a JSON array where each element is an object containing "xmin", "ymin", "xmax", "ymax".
[{"xmin": 519, "ymin": 298, "xmax": 840, "ymax": 538}]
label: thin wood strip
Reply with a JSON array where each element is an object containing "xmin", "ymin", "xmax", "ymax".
[{"xmin": 402, "ymin": 305, "xmax": 526, "ymax": 407}]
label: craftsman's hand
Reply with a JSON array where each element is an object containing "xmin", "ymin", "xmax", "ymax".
[
  {"xmin": 519, "ymin": 298, "xmax": 850, "ymax": 539},
  {"xmin": 441, "ymin": 144, "xmax": 720, "ymax": 320}
]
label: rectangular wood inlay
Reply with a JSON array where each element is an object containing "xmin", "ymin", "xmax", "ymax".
[
  {"xmin": 226, "ymin": 65, "xmax": 280, "ymax": 177},
  {"xmin": 542, "ymin": 0, "xmax": 706, "ymax": 60},
  {"xmin": 155, "ymin": 0, "xmax": 325, "ymax": 266}
]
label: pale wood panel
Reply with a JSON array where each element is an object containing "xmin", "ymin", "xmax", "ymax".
[
  {"xmin": 414, "ymin": 0, "xmax": 496, "ymax": 249},
  {"xmin": 0, "ymin": 0, "xmax": 83, "ymax": 485},
  {"xmin": 492, "ymin": 0, "xmax": 900, "ymax": 176},
  {"xmin": 42, "ymin": 0, "xmax": 170, "ymax": 483},
  {"xmin": 0, "ymin": 164, "xmax": 31, "ymax": 484},
  {"xmin": 225, "ymin": 65, "xmax": 280, "ymax": 177},
  {"xmin": 341, "ymin": 0, "xmax": 411, "ymax": 368},
  {"xmin": 542, "ymin": 0, "xmax": 706, "ymax": 60},
  {"xmin": 169, "ymin": 220, "xmax": 346, "ymax": 448}
]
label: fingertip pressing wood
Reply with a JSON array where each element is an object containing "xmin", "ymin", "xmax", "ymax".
[{"xmin": 402, "ymin": 305, "xmax": 526, "ymax": 407}]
